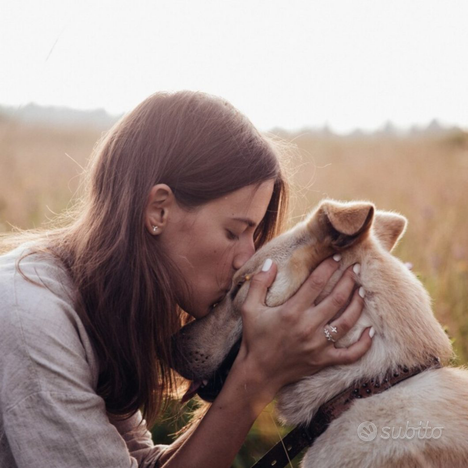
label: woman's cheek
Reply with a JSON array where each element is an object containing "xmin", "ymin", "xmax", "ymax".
[{"xmin": 214, "ymin": 248, "xmax": 234, "ymax": 282}]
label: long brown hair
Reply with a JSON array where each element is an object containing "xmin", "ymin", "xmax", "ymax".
[{"xmin": 2, "ymin": 91, "xmax": 289, "ymax": 426}]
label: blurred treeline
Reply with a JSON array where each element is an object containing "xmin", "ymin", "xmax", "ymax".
[{"xmin": 1, "ymin": 111, "xmax": 467, "ymax": 467}]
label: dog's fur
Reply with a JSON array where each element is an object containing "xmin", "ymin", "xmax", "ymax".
[{"xmin": 173, "ymin": 200, "xmax": 468, "ymax": 467}]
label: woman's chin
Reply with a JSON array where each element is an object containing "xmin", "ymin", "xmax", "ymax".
[
  {"xmin": 183, "ymin": 292, "xmax": 227, "ymax": 320},
  {"xmin": 183, "ymin": 303, "xmax": 212, "ymax": 320},
  {"xmin": 194, "ymin": 300, "xmax": 222, "ymax": 319}
]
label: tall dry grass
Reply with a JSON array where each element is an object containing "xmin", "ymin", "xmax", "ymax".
[
  {"xmin": 0, "ymin": 119, "xmax": 102, "ymax": 230},
  {"xmin": 1, "ymin": 119, "xmax": 467, "ymax": 466},
  {"xmin": 1, "ymin": 120, "xmax": 467, "ymax": 360}
]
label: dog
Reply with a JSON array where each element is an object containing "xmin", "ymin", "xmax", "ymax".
[{"xmin": 172, "ymin": 200, "xmax": 468, "ymax": 467}]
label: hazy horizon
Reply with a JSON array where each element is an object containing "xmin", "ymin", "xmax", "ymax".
[{"xmin": 2, "ymin": 101, "xmax": 466, "ymax": 136}]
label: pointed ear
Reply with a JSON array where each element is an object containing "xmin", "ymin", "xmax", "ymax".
[
  {"xmin": 315, "ymin": 200, "xmax": 375, "ymax": 249},
  {"xmin": 372, "ymin": 211, "xmax": 407, "ymax": 251}
]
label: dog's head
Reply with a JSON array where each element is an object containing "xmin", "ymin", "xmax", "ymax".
[{"xmin": 172, "ymin": 200, "xmax": 452, "ymax": 401}]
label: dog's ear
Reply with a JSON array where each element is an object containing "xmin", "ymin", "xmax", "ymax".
[
  {"xmin": 314, "ymin": 200, "xmax": 375, "ymax": 249},
  {"xmin": 372, "ymin": 211, "xmax": 407, "ymax": 251}
]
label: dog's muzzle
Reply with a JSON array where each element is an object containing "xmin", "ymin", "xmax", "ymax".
[{"xmin": 195, "ymin": 339, "xmax": 241, "ymax": 401}]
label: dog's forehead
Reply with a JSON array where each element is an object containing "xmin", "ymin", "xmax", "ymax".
[
  {"xmin": 231, "ymin": 223, "xmax": 308, "ymax": 283},
  {"xmin": 259, "ymin": 221, "xmax": 311, "ymax": 260}
]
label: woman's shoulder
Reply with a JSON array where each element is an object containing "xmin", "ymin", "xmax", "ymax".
[
  {"xmin": 0, "ymin": 244, "xmax": 100, "ymax": 407},
  {"xmin": 0, "ymin": 243, "xmax": 76, "ymax": 313}
]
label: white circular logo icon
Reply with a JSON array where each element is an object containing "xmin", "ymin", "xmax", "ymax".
[{"xmin": 357, "ymin": 421, "xmax": 377, "ymax": 441}]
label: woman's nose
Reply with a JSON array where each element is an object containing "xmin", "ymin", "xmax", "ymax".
[{"xmin": 233, "ymin": 244, "xmax": 255, "ymax": 270}]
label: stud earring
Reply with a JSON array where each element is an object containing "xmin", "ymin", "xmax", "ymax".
[{"xmin": 152, "ymin": 226, "xmax": 159, "ymax": 233}]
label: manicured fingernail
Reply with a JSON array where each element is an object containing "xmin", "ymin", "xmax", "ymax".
[
  {"xmin": 358, "ymin": 286, "xmax": 365, "ymax": 298},
  {"xmin": 353, "ymin": 263, "xmax": 361, "ymax": 275},
  {"xmin": 262, "ymin": 258, "xmax": 273, "ymax": 272},
  {"xmin": 333, "ymin": 254, "xmax": 342, "ymax": 262},
  {"xmin": 369, "ymin": 327, "xmax": 375, "ymax": 338}
]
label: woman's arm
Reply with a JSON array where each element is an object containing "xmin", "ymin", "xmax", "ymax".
[
  {"xmin": 158, "ymin": 363, "xmax": 271, "ymax": 467},
  {"xmin": 159, "ymin": 258, "xmax": 373, "ymax": 468}
]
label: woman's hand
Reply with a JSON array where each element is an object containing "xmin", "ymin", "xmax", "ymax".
[{"xmin": 233, "ymin": 255, "xmax": 373, "ymax": 404}]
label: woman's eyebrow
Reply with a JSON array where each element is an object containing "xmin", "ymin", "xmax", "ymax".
[{"xmin": 231, "ymin": 217, "xmax": 256, "ymax": 228}]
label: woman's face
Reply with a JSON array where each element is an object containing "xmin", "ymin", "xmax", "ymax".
[{"xmin": 159, "ymin": 181, "xmax": 274, "ymax": 319}]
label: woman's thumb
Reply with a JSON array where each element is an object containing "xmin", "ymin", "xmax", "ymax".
[{"xmin": 243, "ymin": 259, "xmax": 277, "ymax": 309}]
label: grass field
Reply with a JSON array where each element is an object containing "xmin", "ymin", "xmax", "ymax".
[{"xmin": 1, "ymin": 118, "xmax": 467, "ymax": 466}]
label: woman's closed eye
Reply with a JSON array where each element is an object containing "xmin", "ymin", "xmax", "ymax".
[{"xmin": 226, "ymin": 229, "xmax": 240, "ymax": 241}]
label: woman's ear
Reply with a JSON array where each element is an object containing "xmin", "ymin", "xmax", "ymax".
[{"xmin": 145, "ymin": 184, "xmax": 175, "ymax": 235}]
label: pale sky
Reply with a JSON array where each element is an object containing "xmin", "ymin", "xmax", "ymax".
[{"xmin": 1, "ymin": 0, "xmax": 467, "ymax": 132}]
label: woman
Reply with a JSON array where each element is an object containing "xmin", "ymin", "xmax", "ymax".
[{"xmin": 0, "ymin": 91, "xmax": 373, "ymax": 467}]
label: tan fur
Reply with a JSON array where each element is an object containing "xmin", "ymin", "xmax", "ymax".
[{"xmin": 173, "ymin": 200, "xmax": 468, "ymax": 466}]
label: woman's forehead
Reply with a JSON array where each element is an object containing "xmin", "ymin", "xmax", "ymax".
[{"xmin": 211, "ymin": 181, "xmax": 274, "ymax": 220}]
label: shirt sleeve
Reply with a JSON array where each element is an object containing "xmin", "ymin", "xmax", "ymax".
[
  {"xmin": 109, "ymin": 411, "xmax": 169, "ymax": 467},
  {"xmin": 4, "ymin": 392, "xmax": 166, "ymax": 468},
  {"xmin": 0, "ymin": 254, "xmax": 168, "ymax": 468}
]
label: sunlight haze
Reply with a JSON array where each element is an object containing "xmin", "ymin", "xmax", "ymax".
[{"xmin": 2, "ymin": 0, "xmax": 467, "ymax": 132}]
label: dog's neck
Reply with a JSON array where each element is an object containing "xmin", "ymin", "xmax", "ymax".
[
  {"xmin": 277, "ymin": 253, "xmax": 453, "ymax": 427},
  {"xmin": 278, "ymin": 336, "xmax": 446, "ymax": 427}
]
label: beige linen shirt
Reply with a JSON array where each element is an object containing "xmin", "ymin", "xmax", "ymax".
[{"xmin": 0, "ymin": 246, "xmax": 166, "ymax": 468}]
